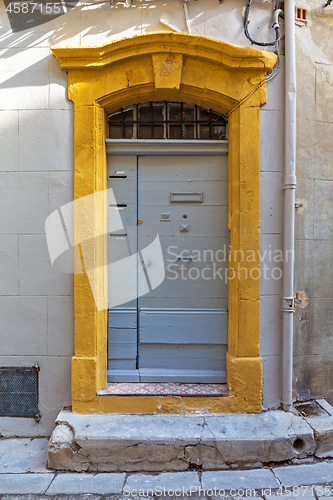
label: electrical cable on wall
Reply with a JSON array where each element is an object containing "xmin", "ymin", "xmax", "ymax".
[
  {"xmin": 265, "ymin": 5, "xmax": 283, "ymax": 82},
  {"xmin": 244, "ymin": 0, "xmax": 282, "ymax": 46},
  {"xmin": 266, "ymin": 52, "xmax": 280, "ymax": 81},
  {"xmin": 226, "ymin": 1, "xmax": 283, "ymax": 116}
]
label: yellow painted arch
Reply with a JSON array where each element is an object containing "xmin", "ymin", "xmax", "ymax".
[{"xmin": 52, "ymin": 32, "xmax": 276, "ymax": 414}]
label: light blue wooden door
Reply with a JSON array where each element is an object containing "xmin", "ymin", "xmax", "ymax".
[
  {"xmin": 137, "ymin": 155, "xmax": 228, "ymax": 382},
  {"xmin": 107, "ymin": 151, "xmax": 228, "ymax": 383}
]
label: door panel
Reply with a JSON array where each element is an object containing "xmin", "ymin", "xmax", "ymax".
[
  {"xmin": 139, "ymin": 344, "xmax": 228, "ymax": 369},
  {"xmin": 140, "ymin": 182, "xmax": 228, "ymax": 206},
  {"xmin": 107, "ymin": 308, "xmax": 138, "ymax": 380},
  {"xmin": 107, "ymin": 152, "xmax": 228, "ymax": 383},
  {"xmin": 141, "ymin": 296, "xmax": 227, "ymax": 309},
  {"xmin": 139, "ymin": 156, "xmax": 228, "ymax": 181},
  {"xmin": 107, "ymin": 156, "xmax": 139, "ymax": 379},
  {"xmin": 137, "ymin": 155, "xmax": 228, "ymax": 382},
  {"xmin": 139, "ymin": 263, "xmax": 228, "ymax": 299},
  {"xmin": 139, "ymin": 309, "xmax": 227, "ymax": 344},
  {"xmin": 139, "ymin": 206, "xmax": 228, "ymax": 237},
  {"xmin": 139, "ymin": 368, "xmax": 226, "ymax": 383}
]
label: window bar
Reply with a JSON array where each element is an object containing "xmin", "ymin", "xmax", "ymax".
[
  {"xmin": 163, "ymin": 101, "xmax": 167, "ymax": 139},
  {"xmin": 166, "ymin": 101, "xmax": 170, "ymax": 139},
  {"xmin": 150, "ymin": 101, "xmax": 154, "ymax": 139},
  {"xmin": 134, "ymin": 104, "xmax": 138, "ymax": 139},
  {"xmin": 137, "ymin": 104, "xmax": 139, "ymax": 139},
  {"xmin": 181, "ymin": 101, "xmax": 184, "ymax": 139},
  {"xmin": 121, "ymin": 108, "xmax": 125, "ymax": 139}
]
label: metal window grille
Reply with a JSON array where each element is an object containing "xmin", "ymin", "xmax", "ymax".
[{"xmin": 107, "ymin": 101, "xmax": 227, "ymax": 140}]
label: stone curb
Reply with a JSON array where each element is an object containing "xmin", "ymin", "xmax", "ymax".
[{"xmin": 1, "ymin": 463, "xmax": 333, "ymax": 497}]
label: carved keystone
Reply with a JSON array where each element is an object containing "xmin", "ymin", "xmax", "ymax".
[{"xmin": 152, "ymin": 53, "xmax": 183, "ymax": 90}]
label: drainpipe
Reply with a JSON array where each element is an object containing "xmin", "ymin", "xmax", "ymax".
[{"xmin": 282, "ymin": 0, "xmax": 297, "ymax": 412}]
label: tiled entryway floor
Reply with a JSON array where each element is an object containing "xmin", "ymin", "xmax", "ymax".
[{"xmin": 99, "ymin": 383, "xmax": 228, "ymax": 396}]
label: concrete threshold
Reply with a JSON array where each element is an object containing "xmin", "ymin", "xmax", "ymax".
[{"xmin": 46, "ymin": 408, "xmax": 333, "ymax": 473}]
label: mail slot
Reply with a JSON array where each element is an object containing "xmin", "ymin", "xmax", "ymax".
[{"xmin": 170, "ymin": 191, "xmax": 203, "ymax": 203}]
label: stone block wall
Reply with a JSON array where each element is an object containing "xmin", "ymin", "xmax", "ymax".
[
  {"xmin": 2, "ymin": 0, "xmax": 330, "ymax": 433},
  {"xmin": 0, "ymin": 12, "xmax": 75, "ymax": 435},
  {"xmin": 293, "ymin": 0, "xmax": 333, "ymax": 404}
]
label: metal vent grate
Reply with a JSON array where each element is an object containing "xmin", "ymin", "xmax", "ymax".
[{"xmin": 0, "ymin": 365, "xmax": 39, "ymax": 420}]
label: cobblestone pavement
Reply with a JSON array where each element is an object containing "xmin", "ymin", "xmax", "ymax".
[{"xmin": 0, "ymin": 439, "xmax": 332, "ymax": 498}]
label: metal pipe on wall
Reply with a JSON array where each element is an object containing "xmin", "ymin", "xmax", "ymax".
[
  {"xmin": 282, "ymin": 0, "xmax": 297, "ymax": 411},
  {"xmin": 183, "ymin": 0, "xmax": 192, "ymax": 34}
]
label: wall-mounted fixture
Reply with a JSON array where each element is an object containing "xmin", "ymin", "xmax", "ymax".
[
  {"xmin": 0, "ymin": 364, "xmax": 40, "ymax": 421},
  {"xmin": 295, "ymin": 7, "xmax": 308, "ymax": 22},
  {"xmin": 244, "ymin": 0, "xmax": 283, "ymax": 47}
]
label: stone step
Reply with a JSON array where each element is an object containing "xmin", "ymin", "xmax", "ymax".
[{"xmin": 47, "ymin": 410, "xmax": 317, "ymax": 472}]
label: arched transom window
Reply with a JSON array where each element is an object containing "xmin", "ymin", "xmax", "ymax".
[{"xmin": 107, "ymin": 101, "xmax": 227, "ymax": 140}]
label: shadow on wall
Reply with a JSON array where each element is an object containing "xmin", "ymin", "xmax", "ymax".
[{"xmin": 0, "ymin": 0, "xmax": 275, "ymax": 52}]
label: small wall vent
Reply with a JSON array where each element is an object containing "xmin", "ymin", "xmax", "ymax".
[
  {"xmin": 0, "ymin": 365, "xmax": 39, "ymax": 420},
  {"xmin": 295, "ymin": 7, "xmax": 308, "ymax": 22}
]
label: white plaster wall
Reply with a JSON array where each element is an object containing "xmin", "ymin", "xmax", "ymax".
[
  {"xmin": 0, "ymin": 0, "xmax": 278, "ymax": 48},
  {"xmin": 0, "ymin": 0, "xmax": 283, "ymax": 435},
  {"xmin": 260, "ymin": 59, "xmax": 285, "ymax": 409}
]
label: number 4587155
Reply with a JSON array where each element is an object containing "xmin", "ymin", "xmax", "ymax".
[{"xmin": 6, "ymin": 3, "xmax": 63, "ymax": 14}]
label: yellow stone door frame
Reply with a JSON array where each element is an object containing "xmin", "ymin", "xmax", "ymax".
[{"xmin": 52, "ymin": 32, "xmax": 276, "ymax": 414}]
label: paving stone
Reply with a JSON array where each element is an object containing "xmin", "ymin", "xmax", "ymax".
[
  {"xmin": 161, "ymin": 497, "xmax": 264, "ymax": 500},
  {"xmin": 273, "ymin": 461, "xmax": 333, "ymax": 487},
  {"xmin": 232, "ymin": 497, "xmax": 264, "ymax": 500},
  {"xmin": 228, "ymin": 497, "xmax": 264, "ymax": 500},
  {"xmin": 72, "ymin": 496, "xmax": 102, "ymax": 500},
  {"xmin": 105, "ymin": 496, "xmax": 135, "ymax": 500},
  {"xmin": 201, "ymin": 469, "xmax": 279, "ymax": 491},
  {"xmin": 46, "ymin": 473, "xmax": 126, "ymax": 495},
  {"xmin": 291, "ymin": 458, "xmax": 315, "ymax": 465},
  {"xmin": 0, "ymin": 438, "xmax": 49, "ymax": 473},
  {"xmin": 305, "ymin": 416, "xmax": 333, "ymax": 458},
  {"xmin": 0, "ymin": 473, "xmax": 54, "ymax": 494},
  {"xmin": 1, "ymin": 497, "xmax": 102, "ymax": 500},
  {"xmin": 1, "ymin": 496, "xmax": 71, "ymax": 500},
  {"xmin": 316, "ymin": 400, "xmax": 333, "ymax": 417},
  {"xmin": 124, "ymin": 472, "xmax": 200, "ymax": 495}
]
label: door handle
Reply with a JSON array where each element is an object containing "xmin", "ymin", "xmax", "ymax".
[{"xmin": 177, "ymin": 255, "xmax": 193, "ymax": 261}]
